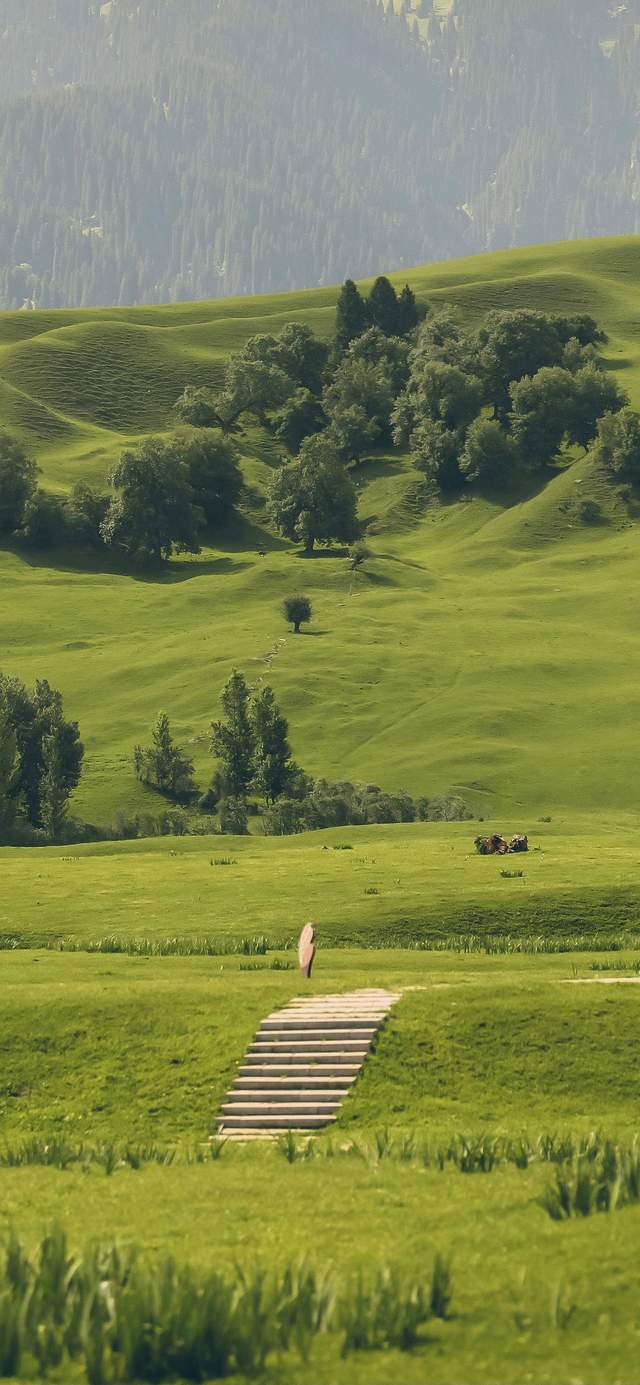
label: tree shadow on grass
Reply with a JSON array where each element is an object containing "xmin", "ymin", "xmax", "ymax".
[
  {"xmin": 359, "ymin": 568, "xmax": 396, "ymax": 587},
  {"xmin": 5, "ymin": 540, "xmax": 253, "ymax": 585},
  {"xmin": 296, "ymin": 547, "xmax": 350, "ymax": 559},
  {"xmin": 3, "ymin": 510, "xmax": 291, "ymax": 584}
]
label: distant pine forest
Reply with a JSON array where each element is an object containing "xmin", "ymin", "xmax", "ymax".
[{"xmin": 1, "ymin": 0, "xmax": 640, "ymax": 310}]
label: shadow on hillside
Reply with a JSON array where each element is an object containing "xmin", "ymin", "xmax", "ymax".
[
  {"xmin": 599, "ymin": 354, "xmax": 634, "ymax": 374},
  {"xmin": 297, "ymin": 547, "xmax": 350, "ymax": 559},
  {"xmin": 5, "ymin": 541, "xmax": 253, "ymax": 585},
  {"xmin": 206, "ymin": 512, "xmax": 290, "ymax": 555},
  {"xmin": 438, "ymin": 465, "xmax": 554, "ymax": 512},
  {"xmin": 3, "ymin": 511, "xmax": 291, "ymax": 584},
  {"xmin": 359, "ymin": 568, "xmax": 396, "ymax": 588},
  {"xmin": 353, "ymin": 453, "xmax": 406, "ymax": 483}
]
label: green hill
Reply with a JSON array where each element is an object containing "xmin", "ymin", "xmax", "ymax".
[{"xmin": 2, "ymin": 235, "xmax": 640, "ymax": 826}]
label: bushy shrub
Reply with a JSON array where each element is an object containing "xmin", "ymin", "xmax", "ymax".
[
  {"xmin": 218, "ymin": 797, "xmax": 249, "ymax": 835},
  {"xmin": 109, "ymin": 809, "xmax": 188, "ymax": 840},
  {"xmin": 20, "ymin": 489, "xmax": 67, "ymax": 548},
  {"xmin": 424, "ymin": 794, "xmax": 473, "ymax": 822},
  {"xmin": 261, "ymin": 778, "xmax": 466, "ymax": 835}
]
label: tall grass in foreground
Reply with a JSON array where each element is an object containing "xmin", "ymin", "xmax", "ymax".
[
  {"xmin": 4, "ymin": 1130, "xmax": 637, "ymax": 1177},
  {"xmin": 3, "ymin": 930, "xmax": 640, "ymax": 957},
  {"xmin": 0, "ymin": 1229, "xmax": 448, "ymax": 1381},
  {"xmin": 541, "ymin": 1139, "xmax": 640, "ymax": 1219}
]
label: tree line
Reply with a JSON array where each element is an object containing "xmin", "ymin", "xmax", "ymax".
[
  {"xmin": 0, "ymin": 675, "xmax": 83, "ymax": 845},
  {"xmin": 2, "ymin": 278, "xmax": 638, "ymax": 565},
  {"xmin": 133, "ymin": 671, "xmax": 470, "ymax": 839},
  {"xmin": 0, "ymin": 429, "xmax": 243, "ymax": 565}
]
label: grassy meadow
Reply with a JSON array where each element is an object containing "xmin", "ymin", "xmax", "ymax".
[
  {"xmin": 1, "ymin": 947, "xmax": 640, "ymax": 1383},
  {"xmin": 2, "ymin": 816, "xmax": 640, "ymax": 948},
  {"xmin": 3, "ymin": 236, "xmax": 640, "ymax": 1382}
]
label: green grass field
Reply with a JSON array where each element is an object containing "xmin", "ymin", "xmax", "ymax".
[
  {"xmin": 2, "ymin": 948, "xmax": 640, "ymax": 1383},
  {"xmin": 2, "ymin": 816, "xmax": 640, "ymax": 948},
  {"xmin": 3, "ymin": 236, "xmax": 640, "ymax": 1382}
]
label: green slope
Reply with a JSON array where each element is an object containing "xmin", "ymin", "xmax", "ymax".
[{"xmin": 2, "ymin": 236, "xmax": 640, "ymax": 822}]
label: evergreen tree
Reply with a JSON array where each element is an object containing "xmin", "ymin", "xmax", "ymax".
[
  {"xmin": 40, "ymin": 720, "xmax": 71, "ymax": 841},
  {"xmin": 368, "ymin": 276, "xmax": 401, "ymax": 337},
  {"xmin": 0, "ymin": 698, "xmax": 19, "ymax": 842},
  {"xmin": 0, "ymin": 674, "xmax": 83, "ymax": 832},
  {"xmin": 251, "ymin": 685, "xmax": 295, "ymax": 804},
  {"xmin": 397, "ymin": 284, "xmax": 419, "ymax": 336},
  {"xmin": 335, "ymin": 280, "xmax": 369, "ymax": 350},
  {"xmin": 134, "ymin": 713, "xmax": 197, "ymax": 801},
  {"xmin": 210, "ymin": 672, "xmax": 255, "ymax": 799}
]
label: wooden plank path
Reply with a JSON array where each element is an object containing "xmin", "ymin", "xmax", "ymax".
[{"xmin": 219, "ymin": 989, "xmax": 400, "ymax": 1137}]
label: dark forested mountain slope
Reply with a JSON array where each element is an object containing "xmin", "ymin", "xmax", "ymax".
[{"xmin": 0, "ymin": 0, "xmax": 639, "ymax": 309}]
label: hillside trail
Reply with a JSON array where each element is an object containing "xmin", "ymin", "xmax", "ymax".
[{"xmin": 248, "ymin": 560, "xmax": 362, "ymax": 693}]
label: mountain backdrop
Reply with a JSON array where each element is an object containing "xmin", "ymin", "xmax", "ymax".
[{"xmin": 1, "ymin": 0, "xmax": 639, "ymax": 309}]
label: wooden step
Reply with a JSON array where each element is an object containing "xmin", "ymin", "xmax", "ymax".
[
  {"xmin": 221, "ymin": 1113, "xmax": 338, "ymax": 1131},
  {"xmin": 222, "ymin": 1100, "xmax": 341, "ymax": 1116},
  {"xmin": 239, "ymin": 1062, "xmax": 362, "ymax": 1075}
]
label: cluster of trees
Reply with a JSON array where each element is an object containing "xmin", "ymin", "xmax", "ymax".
[
  {"xmin": 263, "ymin": 783, "xmax": 471, "ymax": 837},
  {"xmin": 0, "ymin": 675, "xmax": 83, "ymax": 845},
  {"xmin": 3, "ymin": 0, "xmax": 640, "ymax": 310},
  {"xmin": 134, "ymin": 672, "xmax": 469, "ymax": 837},
  {"xmin": 0, "ymin": 429, "xmax": 243, "ymax": 565},
  {"xmin": 390, "ymin": 307, "xmax": 631, "ymax": 491},
  {"xmin": 172, "ymin": 285, "xmax": 417, "ymax": 553},
  {"xmin": 3, "ymin": 297, "xmax": 637, "ymax": 568}
]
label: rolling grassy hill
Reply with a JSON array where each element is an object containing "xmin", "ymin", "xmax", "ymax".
[
  {"xmin": 2, "ymin": 236, "xmax": 640, "ymax": 829},
  {"xmin": 3, "ymin": 237, "xmax": 640, "ymax": 1385}
]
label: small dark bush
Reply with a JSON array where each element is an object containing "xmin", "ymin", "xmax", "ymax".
[{"xmin": 575, "ymin": 496, "xmax": 602, "ymax": 524}]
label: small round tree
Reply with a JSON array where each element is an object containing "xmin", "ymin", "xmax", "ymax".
[{"xmin": 283, "ymin": 594, "xmax": 312, "ymax": 634}]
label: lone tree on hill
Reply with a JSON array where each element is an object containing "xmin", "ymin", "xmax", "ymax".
[
  {"xmin": 283, "ymin": 594, "xmax": 312, "ymax": 634},
  {"xmin": 134, "ymin": 713, "xmax": 197, "ymax": 801},
  {"xmin": 210, "ymin": 671, "xmax": 255, "ymax": 799},
  {"xmin": 0, "ymin": 432, "xmax": 38, "ymax": 536}
]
